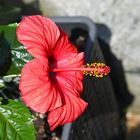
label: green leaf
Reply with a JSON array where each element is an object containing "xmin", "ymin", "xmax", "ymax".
[
  {"xmin": 0, "ymin": 99, "xmax": 36, "ymax": 140},
  {"xmin": 0, "ymin": 23, "xmax": 29, "ymax": 53},
  {"xmin": 8, "ymin": 46, "xmax": 33, "ymax": 74},
  {"xmin": 0, "ymin": 23, "xmax": 33, "ymax": 75},
  {"xmin": 0, "ymin": 23, "xmax": 20, "ymax": 49}
]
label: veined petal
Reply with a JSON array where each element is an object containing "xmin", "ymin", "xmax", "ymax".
[
  {"xmin": 53, "ymin": 29, "xmax": 77, "ymax": 60},
  {"xmin": 55, "ymin": 52, "xmax": 84, "ymax": 96},
  {"xmin": 16, "ymin": 15, "xmax": 60, "ymax": 58},
  {"xmin": 56, "ymin": 52, "xmax": 84, "ymax": 69},
  {"xmin": 48, "ymin": 90, "xmax": 88, "ymax": 131},
  {"xmin": 19, "ymin": 59, "xmax": 62, "ymax": 114}
]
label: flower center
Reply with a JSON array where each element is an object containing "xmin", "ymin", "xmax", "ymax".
[
  {"xmin": 50, "ymin": 63, "xmax": 110, "ymax": 78},
  {"xmin": 48, "ymin": 57, "xmax": 57, "ymax": 80}
]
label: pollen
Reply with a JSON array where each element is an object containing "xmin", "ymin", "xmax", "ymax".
[{"xmin": 83, "ymin": 63, "xmax": 110, "ymax": 78}]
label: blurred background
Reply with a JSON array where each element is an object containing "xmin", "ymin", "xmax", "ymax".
[{"xmin": 0, "ymin": 0, "xmax": 140, "ymax": 139}]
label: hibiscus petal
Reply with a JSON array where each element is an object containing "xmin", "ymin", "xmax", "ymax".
[
  {"xmin": 53, "ymin": 29, "xmax": 77, "ymax": 60},
  {"xmin": 56, "ymin": 52, "xmax": 84, "ymax": 69},
  {"xmin": 48, "ymin": 89, "xmax": 88, "ymax": 131},
  {"xmin": 19, "ymin": 59, "xmax": 62, "ymax": 114},
  {"xmin": 16, "ymin": 15, "xmax": 60, "ymax": 58},
  {"xmin": 55, "ymin": 52, "xmax": 84, "ymax": 96}
]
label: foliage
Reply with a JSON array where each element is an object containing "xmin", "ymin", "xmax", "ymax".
[
  {"xmin": 0, "ymin": 99, "xmax": 35, "ymax": 140},
  {"xmin": 0, "ymin": 23, "xmax": 32, "ymax": 75},
  {"xmin": 0, "ymin": 23, "xmax": 35, "ymax": 139}
]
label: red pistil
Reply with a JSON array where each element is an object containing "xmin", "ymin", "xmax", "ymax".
[{"xmin": 51, "ymin": 63, "xmax": 110, "ymax": 78}]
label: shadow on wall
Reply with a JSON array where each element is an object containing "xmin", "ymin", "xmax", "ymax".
[
  {"xmin": 0, "ymin": 0, "xmax": 41, "ymax": 24},
  {"xmin": 96, "ymin": 23, "xmax": 134, "ymax": 118}
]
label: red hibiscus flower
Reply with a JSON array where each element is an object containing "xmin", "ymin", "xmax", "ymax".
[
  {"xmin": 16, "ymin": 15, "xmax": 110, "ymax": 131},
  {"xmin": 16, "ymin": 15, "xmax": 88, "ymax": 131}
]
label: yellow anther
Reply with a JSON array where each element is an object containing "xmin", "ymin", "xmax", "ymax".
[
  {"xmin": 95, "ymin": 75, "xmax": 99, "ymax": 78},
  {"xmin": 94, "ymin": 71, "xmax": 99, "ymax": 75},
  {"xmin": 89, "ymin": 73, "xmax": 92, "ymax": 76},
  {"xmin": 83, "ymin": 69, "xmax": 86, "ymax": 74},
  {"xmin": 85, "ymin": 72, "xmax": 88, "ymax": 75},
  {"xmin": 101, "ymin": 63, "xmax": 105, "ymax": 67}
]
